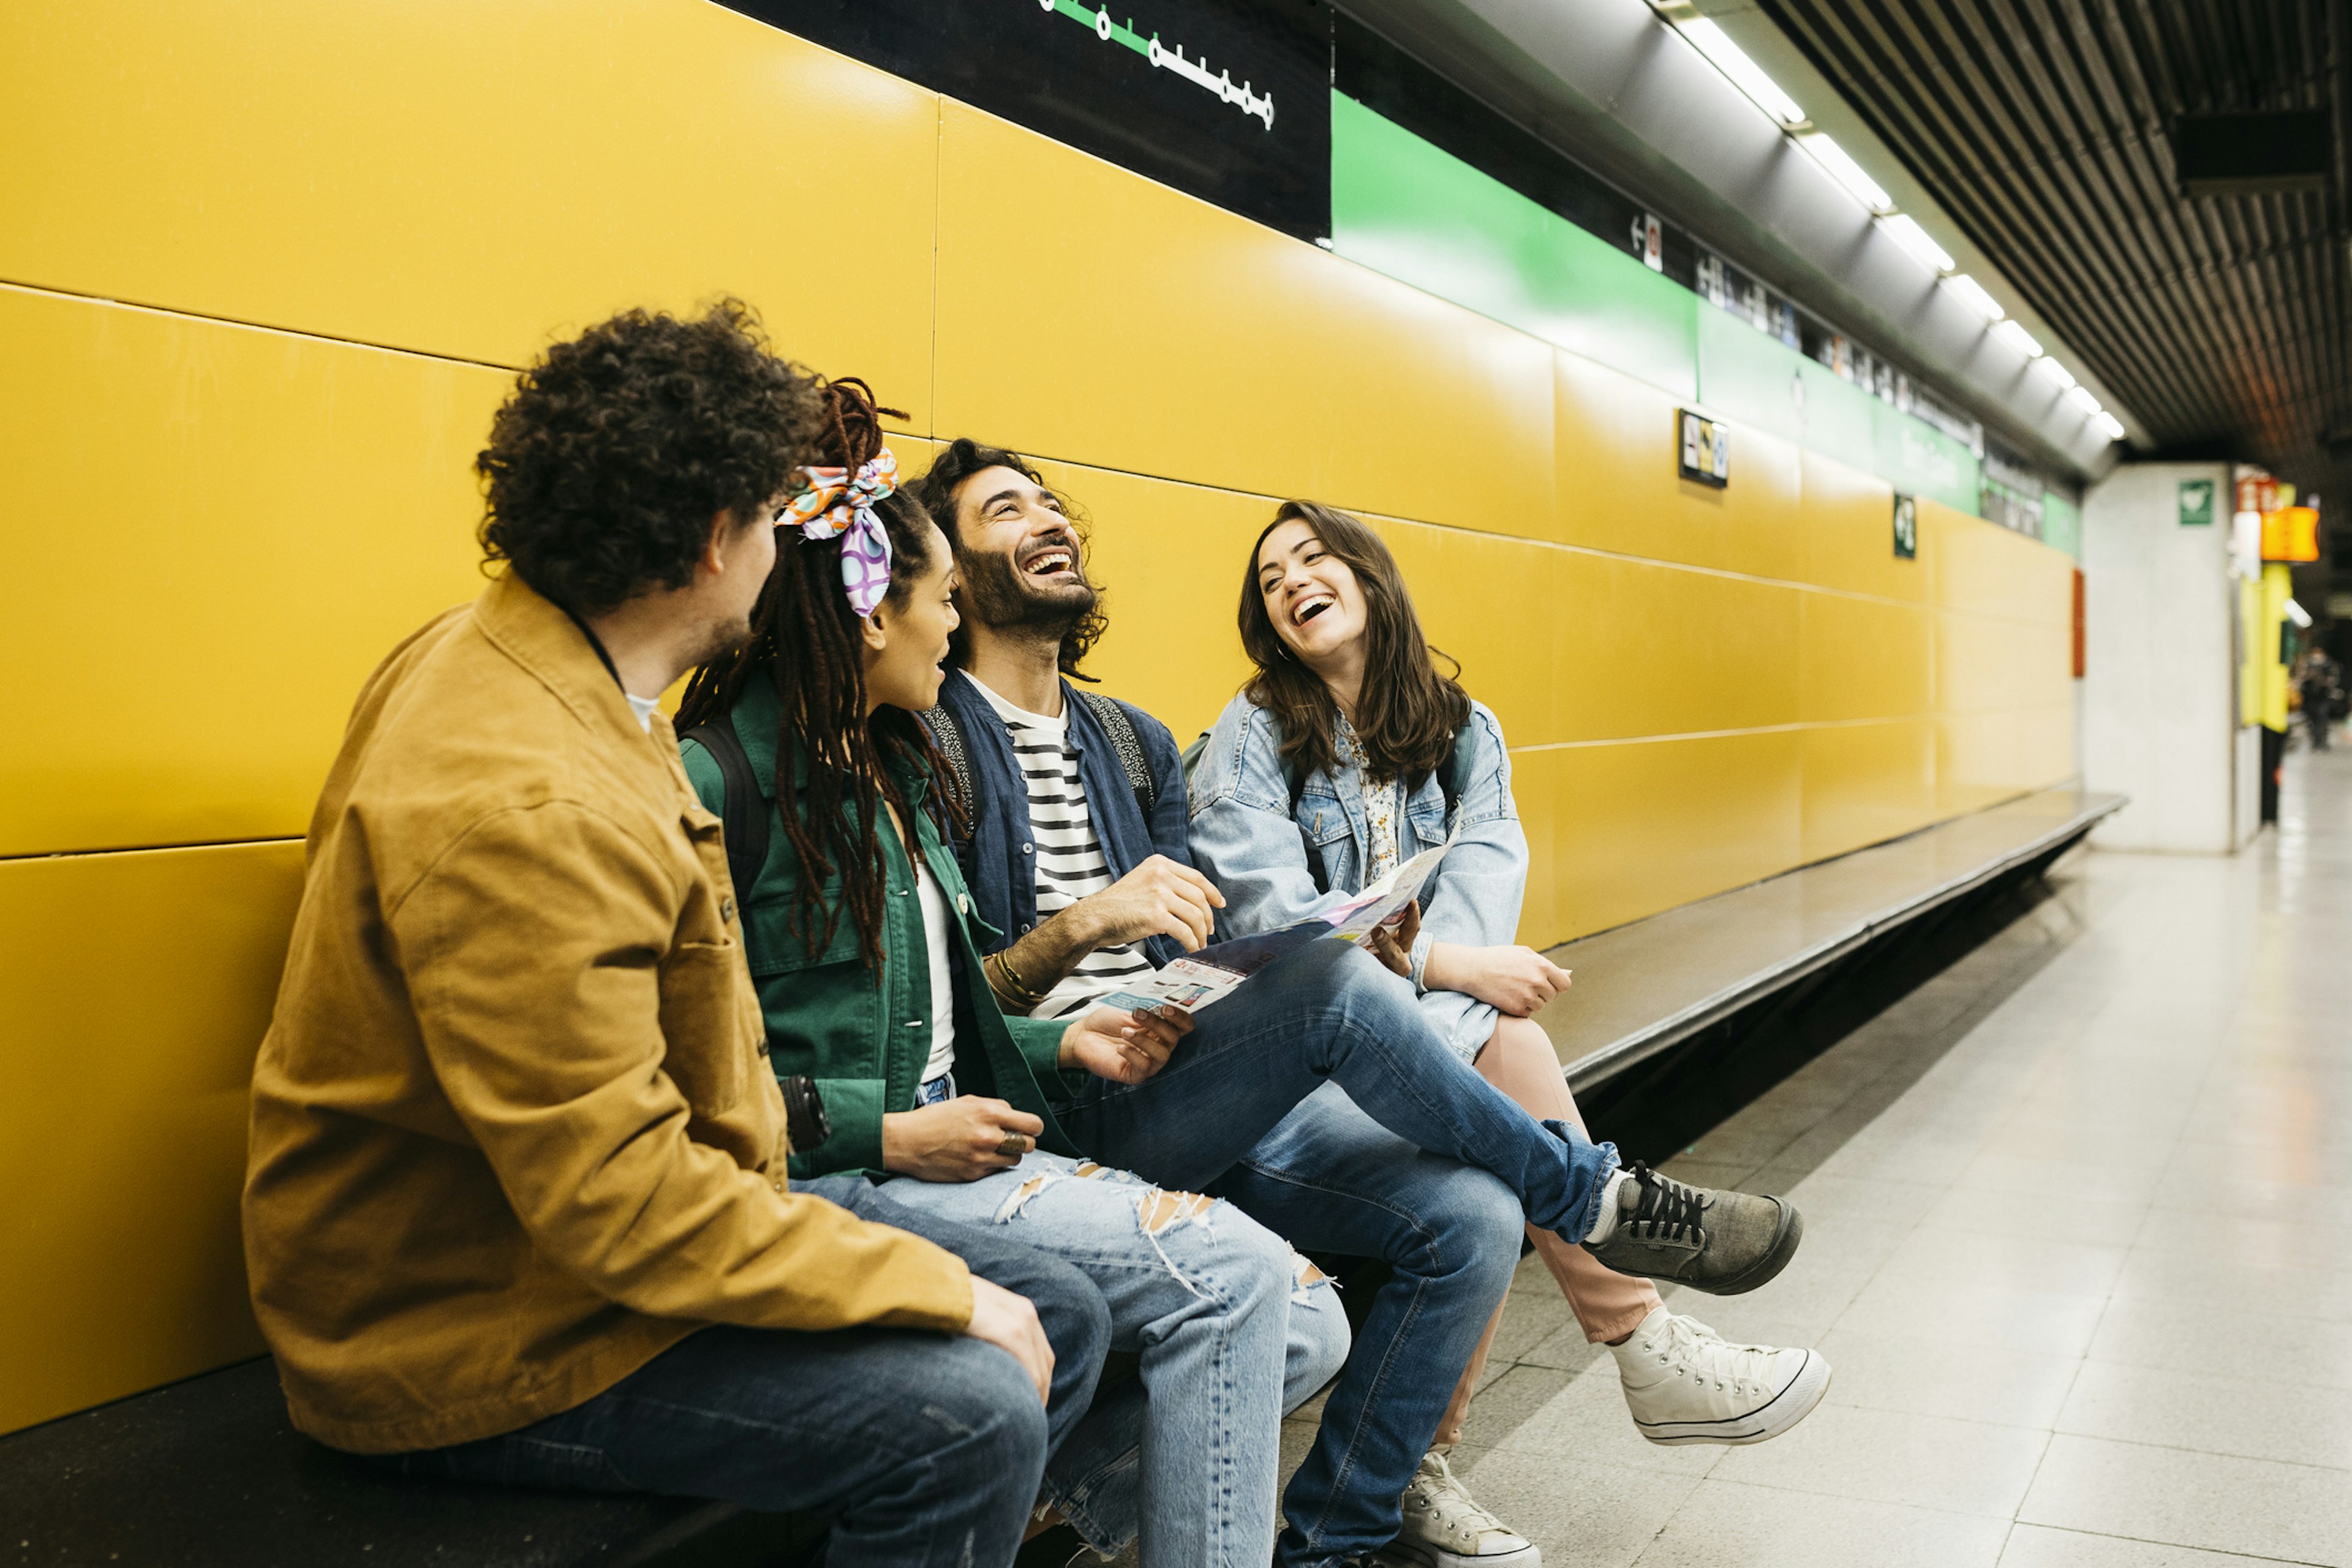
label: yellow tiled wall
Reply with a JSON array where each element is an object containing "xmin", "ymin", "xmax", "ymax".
[{"xmin": 0, "ymin": 0, "xmax": 2075, "ymax": 1433}]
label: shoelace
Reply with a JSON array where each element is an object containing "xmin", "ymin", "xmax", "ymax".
[
  {"xmin": 1412, "ymin": 1453, "xmax": 1509, "ymax": 1539},
  {"xmin": 1625, "ymin": 1163, "xmax": 1709, "ymax": 1243},
  {"xmin": 1645, "ymin": 1314, "xmax": 1780, "ymax": 1397}
]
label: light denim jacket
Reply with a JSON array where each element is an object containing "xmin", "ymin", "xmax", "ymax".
[{"xmin": 1186, "ymin": 693, "xmax": 1528, "ymax": 1061}]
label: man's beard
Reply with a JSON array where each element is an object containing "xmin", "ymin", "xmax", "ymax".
[
  {"xmin": 684, "ymin": 609, "xmax": 758, "ymax": 673},
  {"xmin": 957, "ymin": 549, "xmax": 1098, "ymax": 642}
]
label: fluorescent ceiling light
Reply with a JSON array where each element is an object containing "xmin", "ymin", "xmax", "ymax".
[
  {"xmin": 1879, "ymin": 214, "xmax": 1954, "ymax": 273},
  {"xmin": 1677, "ymin": 19, "xmax": 1807, "ymax": 127},
  {"xmin": 2065, "ymin": 384, "xmax": 2103, "ymax": 416},
  {"xmin": 2285, "ymin": 598, "xmax": 2314, "ymax": 628},
  {"xmin": 1942, "ymin": 274, "xmax": 2005, "ymax": 320},
  {"xmin": 2034, "ymin": 357, "xmax": 2078, "ymax": 390},
  {"xmin": 1992, "ymin": 319, "xmax": 2045, "ymax": 358},
  {"xmin": 1796, "ymin": 133, "xmax": 1893, "ymax": 211},
  {"xmin": 2094, "ymin": 412, "xmax": 2126, "ymax": 440}
]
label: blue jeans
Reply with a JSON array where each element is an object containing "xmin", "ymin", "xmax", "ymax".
[
  {"xmin": 1057, "ymin": 941, "xmax": 1620, "ymax": 1566},
  {"xmin": 1060, "ymin": 940, "xmax": 1619, "ymax": 1244},
  {"xmin": 1218, "ymin": 1087, "xmax": 1523, "ymax": 1566},
  {"xmin": 377, "ymin": 1178, "xmax": 1111, "ymax": 1568},
  {"xmin": 873, "ymin": 1149, "xmax": 1352, "ymax": 1567}
]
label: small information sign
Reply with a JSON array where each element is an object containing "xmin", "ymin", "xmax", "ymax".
[
  {"xmin": 1677, "ymin": 410, "xmax": 1730, "ymax": 488},
  {"xmin": 2179, "ymin": 478, "xmax": 2215, "ymax": 526},
  {"xmin": 1893, "ymin": 494, "xmax": 1918, "ymax": 559}
]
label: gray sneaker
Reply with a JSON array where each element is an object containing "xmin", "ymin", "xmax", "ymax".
[{"xmin": 1581, "ymin": 1163, "xmax": 1802, "ymax": 1295}]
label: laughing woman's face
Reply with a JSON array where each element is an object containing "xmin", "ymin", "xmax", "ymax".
[{"xmin": 1256, "ymin": 519, "xmax": 1368, "ymax": 670}]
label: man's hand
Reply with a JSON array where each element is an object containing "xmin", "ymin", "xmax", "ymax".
[
  {"xmin": 1365, "ymin": 901, "xmax": 1423, "ymax": 979},
  {"xmin": 963, "ymin": 1278, "xmax": 1054, "ymax": 1406},
  {"xmin": 880, "ymin": 1099, "xmax": 1045, "ymax": 1183},
  {"xmin": 1069, "ymin": 855, "xmax": 1225, "ymax": 952},
  {"xmin": 1057, "ymin": 1003, "xmax": 1191, "ymax": 1084},
  {"xmin": 1426, "ymin": 943, "xmax": 1572, "ymax": 1017}
]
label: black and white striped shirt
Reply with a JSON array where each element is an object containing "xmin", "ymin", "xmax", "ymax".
[{"xmin": 974, "ymin": 681, "xmax": 1154, "ymax": 1019}]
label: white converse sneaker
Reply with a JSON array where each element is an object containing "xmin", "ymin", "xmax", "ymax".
[
  {"xmin": 1374, "ymin": 1450, "xmax": 1540, "ymax": 1567},
  {"xmin": 1610, "ymin": 1306, "xmax": 1830, "ymax": 1445}
]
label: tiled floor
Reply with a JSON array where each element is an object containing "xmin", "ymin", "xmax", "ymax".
[
  {"xmin": 1099, "ymin": 750, "xmax": 2348, "ymax": 1566},
  {"xmin": 1412, "ymin": 745, "xmax": 2352, "ymax": 1566}
]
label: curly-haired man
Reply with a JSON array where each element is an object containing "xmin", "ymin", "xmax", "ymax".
[{"xmin": 243, "ymin": 303, "xmax": 1112, "ymax": 1567}]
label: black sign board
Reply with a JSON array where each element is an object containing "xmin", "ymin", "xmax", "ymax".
[
  {"xmin": 728, "ymin": 0, "xmax": 1332, "ymax": 241},
  {"xmin": 1677, "ymin": 410, "xmax": 1729, "ymax": 489},
  {"xmin": 1893, "ymin": 493, "xmax": 1918, "ymax": 559}
]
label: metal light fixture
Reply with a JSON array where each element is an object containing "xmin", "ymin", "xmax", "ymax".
[
  {"xmin": 1796, "ymin": 132, "xmax": 1893, "ymax": 212},
  {"xmin": 2034, "ymin": 357, "xmax": 2078, "ymax": 390},
  {"xmin": 1992, "ymin": 319, "xmax": 2044, "ymax": 358},
  {"xmin": 1676, "ymin": 18, "xmax": 1807, "ymax": 127},
  {"xmin": 1942, "ymin": 274, "xmax": 2005, "ymax": 320},
  {"xmin": 1879, "ymin": 214, "xmax": 1954, "ymax": 273}
]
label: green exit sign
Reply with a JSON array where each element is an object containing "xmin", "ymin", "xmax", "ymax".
[{"xmin": 2179, "ymin": 479, "xmax": 2215, "ymax": 526}]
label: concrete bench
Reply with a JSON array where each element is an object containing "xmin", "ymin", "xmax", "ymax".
[{"xmin": 1539, "ymin": 785, "xmax": 2125, "ymax": 1093}]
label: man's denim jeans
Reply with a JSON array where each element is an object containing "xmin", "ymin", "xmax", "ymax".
[
  {"xmin": 871, "ymin": 1150, "xmax": 1351, "ymax": 1565},
  {"xmin": 376, "ymin": 1178, "xmax": 1110, "ymax": 1568},
  {"xmin": 1057, "ymin": 939, "xmax": 1621, "ymax": 1565}
]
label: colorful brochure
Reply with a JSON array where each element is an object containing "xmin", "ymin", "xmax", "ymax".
[{"xmin": 1095, "ymin": 829, "xmax": 1456, "ymax": 1017}]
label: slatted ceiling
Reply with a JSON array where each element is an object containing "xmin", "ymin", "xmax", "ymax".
[{"xmin": 1754, "ymin": 0, "xmax": 2350, "ymax": 488}]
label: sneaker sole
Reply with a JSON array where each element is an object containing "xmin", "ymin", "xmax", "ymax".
[
  {"xmin": 1691, "ymin": 1200, "xmax": 1804, "ymax": 1296},
  {"xmin": 1374, "ymin": 1540, "xmax": 1543, "ymax": 1568},
  {"xmin": 1634, "ymin": 1348, "xmax": 1833, "ymax": 1446}
]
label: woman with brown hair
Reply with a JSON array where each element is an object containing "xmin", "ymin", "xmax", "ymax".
[{"xmin": 1188, "ymin": 500, "xmax": 1831, "ymax": 1567}]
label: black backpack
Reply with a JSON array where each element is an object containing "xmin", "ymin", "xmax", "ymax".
[
  {"xmin": 680, "ymin": 714, "xmax": 768, "ymax": 899},
  {"xmin": 919, "ymin": 690, "xmax": 1158, "ymax": 843}
]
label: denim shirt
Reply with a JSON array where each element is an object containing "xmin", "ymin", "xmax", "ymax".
[
  {"xmin": 933, "ymin": 667, "xmax": 1194, "ymax": 968},
  {"xmin": 1186, "ymin": 693, "xmax": 1527, "ymax": 1061}
]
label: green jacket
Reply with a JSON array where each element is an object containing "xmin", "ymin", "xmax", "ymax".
[{"xmin": 680, "ymin": 678, "xmax": 1080, "ymax": 1180}]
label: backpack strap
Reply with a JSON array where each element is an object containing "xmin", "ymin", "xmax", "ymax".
[
  {"xmin": 680, "ymin": 715, "xmax": 768, "ymax": 900},
  {"xmin": 1071, "ymin": 689, "xmax": 1158, "ymax": 818},
  {"xmin": 916, "ymin": 706, "xmax": 976, "ymax": 842}
]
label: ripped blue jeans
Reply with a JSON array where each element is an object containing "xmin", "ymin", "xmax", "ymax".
[{"xmin": 873, "ymin": 1150, "xmax": 1351, "ymax": 1568}]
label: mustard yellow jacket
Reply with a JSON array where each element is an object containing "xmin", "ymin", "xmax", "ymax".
[{"xmin": 243, "ymin": 573, "xmax": 974, "ymax": 1455}]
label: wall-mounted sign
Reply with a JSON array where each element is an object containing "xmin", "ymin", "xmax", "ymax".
[
  {"xmin": 2261, "ymin": 505, "xmax": 2320, "ymax": 562},
  {"xmin": 728, "ymin": 0, "xmax": 1333, "ymax": 241},
  {"xmin": 1677, "ymin": 410, "xmax": 1729, "ymax": 488},
  {"xmin": 1893, "ymin": 493, "xmax": 1918, "ymax": 559},
  {"xmin": 2178, "ymin": 478, "xmax": 2215, "ymax": 526}
]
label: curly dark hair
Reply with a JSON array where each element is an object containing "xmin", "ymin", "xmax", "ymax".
[
  {"xmin": 477, "ymin": 299, "xmax": 824, "ymax": 616},
  {"xmin": 676, "ymin": 379, "xmax": 955, "ymax": 970},
  {"xmin": 910, "ymin": 437, "xmax": 1109, "ymax": 679}
]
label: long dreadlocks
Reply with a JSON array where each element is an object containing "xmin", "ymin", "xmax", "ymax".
[{"xmin": 676, "ymin": 378, "xmax": 951, "ymax": 970}]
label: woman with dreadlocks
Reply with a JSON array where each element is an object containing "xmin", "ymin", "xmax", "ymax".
[{"xmin": 676, "ymin": 379, "xmax": 1349, "ymax": 1568}]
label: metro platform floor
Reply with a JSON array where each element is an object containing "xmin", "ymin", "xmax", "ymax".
[{"xmin": 1261, "ymin": 745, "xmax": 2351, "ymax": 1567}]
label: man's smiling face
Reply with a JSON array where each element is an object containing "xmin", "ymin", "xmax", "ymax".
[{"xmin": 949, "ymin": 464, "xmax": 1098, "ymax": 633}]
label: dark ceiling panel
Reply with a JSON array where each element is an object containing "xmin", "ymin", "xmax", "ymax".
[{"xmin": 1755, "ymin": 0, "xmax": 2349, "ymax": 500}]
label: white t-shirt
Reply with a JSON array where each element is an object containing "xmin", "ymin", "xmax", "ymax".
[
  {"xmin": 913, "ymin": 861, "xmax": 959, "ymax": 1083},
  {"xmin": 971, "ymin": 679, "xmax": 1153, "ymax": 1019},
  {"xmin": 625, "ymin": 693, "xmax": 660, "ymax": 733}
]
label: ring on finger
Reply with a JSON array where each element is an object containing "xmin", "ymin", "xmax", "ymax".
[{"xmin": 996, "ymin": 1132, "xmax": 1030, "ymax": 1158}]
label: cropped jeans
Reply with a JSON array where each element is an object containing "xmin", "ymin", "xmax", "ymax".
[
  {"xmin": 1057, "ymin": 938, "xmax": 1623, "ymax": 1567},
  {"xmin": 875, "ymin": 1150, "xmax": 1352, "ymax": 1567},
  {"xmin": 375, "ymin": 1177, "xmax": 1110, "ymax": 1568}
]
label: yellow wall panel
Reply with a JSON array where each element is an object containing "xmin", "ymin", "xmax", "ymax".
[
  {"xmin": 1928, "ymin": 503, "xmax": 2072, "ymax": 625},
  {"xmin": 1938, "ymin": 611, "xmax": 2072, "ymax": 717},
  {"xmin": 1937, "ymin": 706, "xmax": 2074, "ymax": 815},
  {"xmin": 1518, "ymin": 731, "xmax": 1803, "ymax": 941},
  {"xmin": 1798, "ymin": 450, "xmax": 1925, "ymax": 603},
  {"xmin": 1800, "ymin": 720, "xmax": 1937, "ymax": 862},
  {"xmin": 1801, "ymin": 592, "xmax": 1934, "ymax": 723},
  {"xmin": 1553, "ymin": 353, "xmax": 1806, "ymax": 581},
  {"xmin": 933, "ymin": 100, "xmax": 1556, "ymax": 536},
  {"xmin": 0, "ymin": 288, "xmax": 499, "ymax": 855},
  {"xmin": 0, "ymin": 0, "xmax": 938, "ymax": 425},
  {"xmin": 0, "ymin": 842, "xmax": 301, "ymax": 1435},
  {"xmin": 1375, "ymin": 527, "xmax": 1803, "ymax": 746}
]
